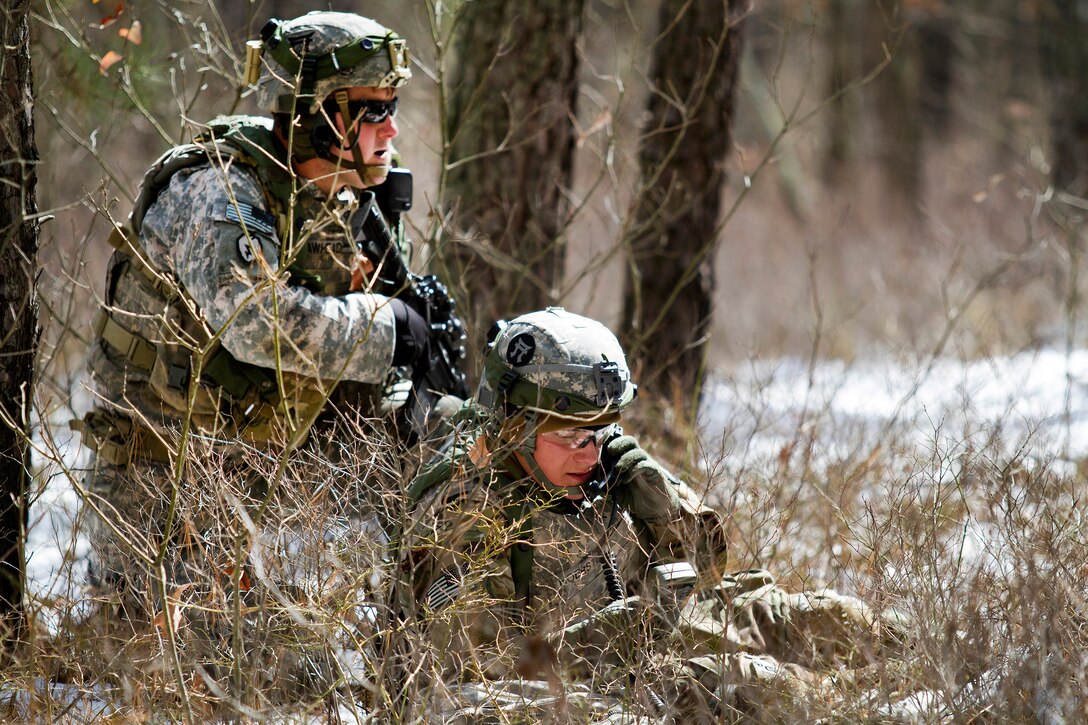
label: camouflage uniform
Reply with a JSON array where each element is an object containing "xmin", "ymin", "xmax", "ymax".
[
  {"xmin": 391, "ymin": 310, "xmax": 907, "ymax": 723},
  {"xmin": 398, "ymin": 427, "xmax": 907, "ymax": 722},
  {"xmin": 78, "ymin": 13, "xmax": 417, "ymax": 606}
]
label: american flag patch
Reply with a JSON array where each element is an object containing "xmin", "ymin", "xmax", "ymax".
[
  {"xmin": 425, "ymin": 567, "xmax": 463, "ymax": 610},
  {"xmin": 224, "ymin": 202, "xmax": 276, "ymax": 236}
]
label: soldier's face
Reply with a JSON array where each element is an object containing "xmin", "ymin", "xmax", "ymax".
[
  {"xmin": 519, "ymin": 430, "xmax": 603, "ymax": 498},
  {"xmin": 331, "ymin": 86, "xmax": 399, "ymax": 186}
]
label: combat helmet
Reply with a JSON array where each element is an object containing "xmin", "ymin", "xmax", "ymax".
[
  {"xmin": 478, "ymin": 308, "xmax": 637, "ymax": 495},
  {"xmin": 479, "ymin": 307, "xmax": 637, "ymax": 425},
  {"xmin": 244, "ymin": 11, "xmax": 411, "ymax": 181}
]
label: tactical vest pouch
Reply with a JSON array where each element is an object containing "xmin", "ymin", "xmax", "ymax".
[
  {"xmin": 233, "ymin": 370, "xmax": 331, "ymax": 445},
  {"xmin": 148, "ymin": 343, "xmax": 224, "ymax": 420},
  {"xmin": 72, "ymin": 410, "xmax": 173, "ymax": 465},
  {"xmin": 101, "ymin": 235, "xmax": 225, "ymax": 422},
  {"xmin": 92, "ymin": 309, "xmax": 157, "ymax": 374}
]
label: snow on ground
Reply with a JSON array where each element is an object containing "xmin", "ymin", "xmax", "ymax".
[
  {"xmin": 25, "ymin": 349, "xmax": 1088, "ymax": 624},
  {"xmin": 26, "ymin": 379, "xmax": 95, "ymax": 632},
  {"xmin": 699, "ymin": 348, "xmax": 1088, "ymax": 469}
]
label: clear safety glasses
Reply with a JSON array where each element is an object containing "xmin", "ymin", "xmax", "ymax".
[{"xmin": 540, "ymin": 424, "xmax": 617, "ymax": 450}]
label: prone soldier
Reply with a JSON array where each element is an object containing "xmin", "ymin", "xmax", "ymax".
[{"xmin": 393, "ymin": 308, "xmax": 908, "ymax": 722}]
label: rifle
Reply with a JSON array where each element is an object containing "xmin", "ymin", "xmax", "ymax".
[{"xmin": 351, "ymin": 175, "xmax": 469, "ymax": 435}]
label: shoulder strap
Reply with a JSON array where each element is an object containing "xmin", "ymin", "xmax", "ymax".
[
  {"xmin": 199, "ymin": 117, "xmax": 296, "ymax": 212},
  {"xmin": 506, "ymin": 498, "xmax": 534, "ymax": 611},
  {"xmin": 130, "ymin": 144, "xmax": 220, "ymax": 235},
  {"xmin": 131, "ymin": 116, "xmax": 293, "ymax": 236}
]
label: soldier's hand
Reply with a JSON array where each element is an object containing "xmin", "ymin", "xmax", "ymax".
[
  {"xmin": 390, "ymin": 298, "xmax": 431, "ymax": 373},
  {"xmin": 550, "ymin": 595, "xmax": 641, "ymax": 648},
  {"xmin": 742, "ymin": 588, "xmax": 792, "ymax": 652},
  {"xmin": 690, "ymin": 516, "xmax": 728, "ymax": 587},
  {"xmin": 379, "ymin": 376, "xmax": 412, "ymax": 413},
  {"xmin": 602, "ymin": 434, "xmax": 677, "ymax": 490}
]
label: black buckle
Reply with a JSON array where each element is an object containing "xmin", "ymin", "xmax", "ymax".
[
  {"xmin": 498, "ymin": 370, "xmax": 519, "ymax": 393},
  {"xmin": 260, "ymin": 18, "xmax": 281, "ymax": 43},
  {"xmin": 593, "ymin": 361, "xmax": 624, "ymax": 406},
  {"xmin": 298, "ymin": 55, "xmax": 318, "ymax": 99},
  {"xmin": 167, "ymin": 363, "xmax": 190, "ymax": 391}
]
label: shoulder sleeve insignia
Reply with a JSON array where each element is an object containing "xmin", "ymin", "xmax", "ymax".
[
  {"xmin": 224, "ymin": 201, "xmax": 276, "ymax": 237},
  {"xmin": 236, "ymin": 234, "xmax": 265, "ymax": 264}
]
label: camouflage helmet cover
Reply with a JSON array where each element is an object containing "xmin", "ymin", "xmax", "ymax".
[
  {"xmin": 254, "ymin": 11, "xmax": 411, "ymax": 114},
  {"xmin": 479, "ymin": 308, "xmax": 637, "ymax": 423}
]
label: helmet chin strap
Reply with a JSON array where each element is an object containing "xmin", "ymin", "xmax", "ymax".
[{"xmin": 333, "ymin": 89, "xmax": 388, "ymax": 187}]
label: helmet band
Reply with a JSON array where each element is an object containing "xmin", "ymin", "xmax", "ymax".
[{"xmin": 265, "ymin": 29, "xmax": 410, "ymax": 89}]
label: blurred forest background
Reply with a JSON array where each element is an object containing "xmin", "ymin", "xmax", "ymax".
[{"xmin": 27, "ymin": 0, "xmax": 1087, "ymax": 402}]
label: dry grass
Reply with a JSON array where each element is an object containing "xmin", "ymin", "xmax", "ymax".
[{"xmin": 12, "ymin": 376, "xmax": 1088, "ymax": 722}]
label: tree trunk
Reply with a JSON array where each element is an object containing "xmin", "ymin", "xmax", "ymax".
[
  {"xmin": 864, "ymin": 0, "xmax": 924, "ymax": 211},
  {"xmin": 0, "ymin": 0, "xmax": 37, "ymax": 658},
  {"xmin": 823, "ymin": 0, "xmax": 856, "ymax": 184},
  {"xmin": 916, "ymin": 10, "xmax": 955, "ymax": 137},
  {"xmin": 439, "ymin": 0, "xmax": 585, "ymax": 329},
  {"xmin": 621, "ymin": 0, "xmax": 745, "ymax": 400},
  {"xmin": 1040, "ymin": 0, "xmax": 1088, "ymax": 197}
]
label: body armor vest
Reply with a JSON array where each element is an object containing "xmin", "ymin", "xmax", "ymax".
[{"xmin": 90, "ymin": 116, "xmax": 396, "ymax": 451}]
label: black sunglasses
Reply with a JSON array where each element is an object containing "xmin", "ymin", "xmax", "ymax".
[{"xmin": 343, "ymin": 97, "xmax": 399, "ymax": 124}]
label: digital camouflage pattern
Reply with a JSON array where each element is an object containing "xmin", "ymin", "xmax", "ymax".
[
  {"xmin": 255, "ymin": 12, "xmax": 411, "ymax": 114},
  {"xmin": 82, "ymin": 117, "xmax": 401, "ymax": 589},
  {"xmin": 141, "ymin": 152, "xmax": 397, "ymax": 381},
  {"xmin": 86, "ymin": 120, "xmax": 397, "ymax": 435},
  {"xmin": 396, "ymin": 415, "xmax": 908, "ymax": 722},
  {"xmin": 478, "ymin": 308, "xmax": 637, "ymax": 421}
]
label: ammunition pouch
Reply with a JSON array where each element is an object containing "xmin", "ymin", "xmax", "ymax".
[
  {"xmin": 71, "ymin": 410, "xmax": 173, "ymax": 466},
  {"xmin": 145, "ymin": 299, "xmax": 224, "ymax": 420},
  {"xmin": 95, "ymin": 302, "xmax": 333, "ymax": 445}
]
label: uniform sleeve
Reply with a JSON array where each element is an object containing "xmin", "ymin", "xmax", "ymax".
[
  {"xmin": 139, "ymin": 163, "xmax": 396, "ymax": 385},
  {"xmin": 609, "ymin": 438, "xmax": 730, "ymax": 581}
]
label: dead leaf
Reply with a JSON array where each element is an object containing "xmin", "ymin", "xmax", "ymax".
[
  {"xmin": 118, "ymin": 20, "xmax": 142, "ymax": 45},
  {"xmin": 98, "ymin": 50, "xmax": 123, "ymax": 75},
  {"xmin": 90, "ymin": 2, "xmax": 125, "ymax": 30},
  {"xmin": 222, "ymin": 565, "xmax": 252, "ymax": 591},
  {"xmin": 777, "ymin": 442, "xmax": 793, "ymax": 467},
  {"xmin": 152, "ymin": 583, "xmax": 194, "ymax": 637}
]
